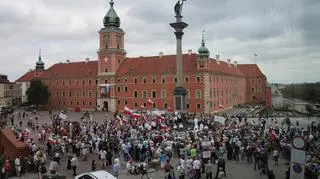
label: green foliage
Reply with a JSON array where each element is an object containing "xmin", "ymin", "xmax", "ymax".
[
  {"xmin": 282, "ymin": 83, "xmax": 320, "ymax": 103},
  {"xmin": 26, "ymin": 79, "xmax": 50, "ymax": 108}
]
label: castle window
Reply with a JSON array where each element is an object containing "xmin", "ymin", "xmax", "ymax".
[
  {"xmin": 174, "ymin": 77, "xmax": 177, "ymax": 83},
  {"xmin": 89, "ymin": 80, "xmax": 91, "ymax": 85},
  {"xmin": 143, "ymin": 78, "xmax": 147, "ymax": 84},
  {"xmin": 162, "ymin": 77, "xmax": 166, "ymax": 83},
  {"xmin": 152, "ymin": 91, "xmax": 157, "ymax": 98},
  {"xmin": 105, "ymin": 68, "xmax": 108, "ymax": 73},
  {"xmin": 164, "ymin": 103, "xmax": 168, "ymax": 108},
  {"xmin": 134, "ymin": 103, "xmax": 138, "ymax": 108},
  {"xmin": 195, "ymin": 90, "xmax": 202, "ymax": 99},
  {"xmin": 124, "ymin": 78, "xmax": 128, "ymax": 82},
  {"xmin": 69, "ymin": 91, "xmax": 72, "ymax": 97},
  {"xmin": 197, "ymin": 104, "xmax": 201, "ymax": 109},
  {"xmin": 124, "ymin": 86, "xmax": 128, "ymax": 92},
  {"xmin": 196, "ymin": 76, "xmax": 201, "ymax": 83},
  {"xmin": 142, "ymin": 90, "xmax": 147, "ymax": 98},
  {"xmin": 134, "ymin": 78, "xmax": 137, "ymax": 84},
  {"xmin": 69, "ymin": 81, "xmax": 71, "ymax": 85},
  {"xmin": 185, "ymin": 77, "xmax": 189, "ymax": 82},
  {"xmin": 152, "ymin": 77, "xmax": 156, "ymax": 83},
  {"xmin": 133, "ymin": 91, "xmax": 138, "ymax": 98},
  {"xmin": 125, "ymin": 100, "xmax": 128, "ymax": 105},
  {"xmin": 186, "ymin": 104, "xmax": 190, "ymax": 109},
  {"xmin": 117, "ymin": 87, "xmax": 121, "ymax": 92},
  {"xmin": 161, "ymin": 90, "xmax": 167, "ymax": 98},
  {"xmin": 82, "ymin": 80, "xmax": 85, "ymax": 85},
  {"xmin": 118, "ymin": 100, "xmax": 121, "ymax": 105}
]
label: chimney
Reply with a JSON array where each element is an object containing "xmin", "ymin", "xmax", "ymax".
[
  {"xmin": 227, "ymin": 59, "xmax": 231, "ymax": 63},
  {"xmin": 234, "ymin": 60, "xmax": 238, "ymax": 68},
  {"xmin": 159, "ymin": 52, "xmax": 163, "ymax": 58},
  {"xmin": 188, "ymin": 49, "xmax": 192, "ymax": 55},
  {"xmin": 66, "ymin": 59, "xmax": 70, "ymax": 64},
  {"xmin": 28, "ymin": 69, "xmax": 33, "ymax": 72},
  {"xmin": 85, "ymin": 57, "xmax": 90, "ymax": 61},
  {"xmin": 215, "ymin": 54, "xmax": 220, "ymax": 61}
]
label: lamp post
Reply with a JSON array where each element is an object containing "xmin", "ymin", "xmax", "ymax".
[{"xmin": 170, "ymin": 0, "xmax": 188, "ymax": 112}]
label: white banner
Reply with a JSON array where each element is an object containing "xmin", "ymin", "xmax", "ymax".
[{"xmin": 59, "ymin": 113, "xmax": 67, "ymax": 120}]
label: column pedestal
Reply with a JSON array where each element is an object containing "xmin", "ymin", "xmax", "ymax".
[{"xmin": 174, "ymin": 86, "xmax": 187, "ymax": 112}]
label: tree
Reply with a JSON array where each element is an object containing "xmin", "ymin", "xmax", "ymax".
[{"xmin": 26, "ymin": 79, "xmax": 50, "ymax": 108}]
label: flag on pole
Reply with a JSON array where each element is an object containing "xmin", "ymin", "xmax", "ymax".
[{"xmin": 132, "ymin": 113, "xmax": 142, "ymax": 118}]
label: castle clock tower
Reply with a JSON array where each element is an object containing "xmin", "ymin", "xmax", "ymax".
[{"xmin": 97, "ymin": 0, "xmax": 126, "ymax": 112}]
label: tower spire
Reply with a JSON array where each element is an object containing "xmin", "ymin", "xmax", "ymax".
[
  {"xmin": 198, "ymin": 30, "xmax": 210, "ymax": 59},
  {"xmin": 36, "ymin": 48, "xmax": 45, "ymax": 70},
  {"xmin": 201, "ymin": 30, "xmax": 205, "ymax": 47},
  {"xmin": 109, "ymin": 0, "xmax": 114, "ymax": 7}
]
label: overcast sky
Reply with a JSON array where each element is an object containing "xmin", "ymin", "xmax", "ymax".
[{"xmin": 1, "ymin": 0, "xmax": 319, "ymax": 83}]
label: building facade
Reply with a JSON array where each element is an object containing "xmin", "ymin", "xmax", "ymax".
[
  {"xmin": 0, "ymin": 75, "xmax": 21, "ymax": 107},
  {"xmin": 16, "ymin": 1, "xmax": 268, "ymax": 113}
]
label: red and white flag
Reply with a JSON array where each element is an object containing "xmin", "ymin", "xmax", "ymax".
[
  {"xmin": 132, "ymin": 113, "xmax": 142, "ymax": 118},
  {"xmin": 116, "ymin": 115, "xmax": 122, "ymax": 123},
  {"xmin": 122, "ymin": 118, "xmax": 128, "ymax": 124},
  {"xmin": 140, "ymin": 105, "xmax": 147, "ymax": 109},
  {"xmin": 160, "ymin": 124, "xmax": 169, "ymax": 131},
  {"xmin": 147, "ymin": 99, "xmax": 154, "ymax": 106},
  {"xmin": 124, "ymin": 106, "xmax": 133, "ymax": 115},
  {"xmin": 156, "ymin": 115, "xmax": 165, "ymax": 123},
  {"xmin": 218, "ymin": 104, "xmax": 224, "ymax": 109}
]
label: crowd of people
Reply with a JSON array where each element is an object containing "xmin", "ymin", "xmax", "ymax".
[{"xmin": 0, "ymin": 107, "xmax": 320, "ymax": 179}]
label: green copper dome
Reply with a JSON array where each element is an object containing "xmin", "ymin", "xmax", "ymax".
[
  {"xmin": 198, "ymin": 31, "xmax": 210, "ymax": 59},
  {"xmin": 35, "ymin": 49, "xmax": 45, "ymax": 70},
  {"xmin": 103, "ymin": 0, "xmax": 120, "ymax": 28}
]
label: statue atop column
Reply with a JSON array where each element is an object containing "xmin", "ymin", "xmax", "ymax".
[{"xmin": 174, "ymin": 0, "xmax": 186, "ymax": 17}]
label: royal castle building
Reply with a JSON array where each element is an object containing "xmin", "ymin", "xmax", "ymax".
[{"xmin": 16, "ymin": 1, "xmax": 268, "ymax": 113}]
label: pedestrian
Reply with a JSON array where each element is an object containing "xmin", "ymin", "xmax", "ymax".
[
  {"xmin": 71, "ymin": 154, "xmax": 78, "ymax": 176},
  {"xmin": 14, "ymin": 156, "xmax": 21, "ymax": 177},
  {"xmin": 176, "ymin": 162, "xmax": 185, "ymax": 179},
  {"xmin": 92, "ymin": 160, "xmax": 97, "ymax": 171},
  {"xmin": 49, "ymin": 160, "xmax": 59, "ymax": 174},
  {"xmin": 139, "ymin": 162, "xmax": 150, "ymax": 179},
  {"xmin": 100, "ymin": 150, "xmax": 106, "ymax": 168},
  {"xmin": 2, "ymin": 160, "xmax": 12, "ymax": 179},
  {"xmin": 192, "ymin": 157, "xmax": 201, "ymax": 179},
  {"xmin": 215, "ymin": 157, "xmax": 226, "ymax": 178},
  {"xmin": 273, "ymin": 148, "xmax": 279, "ymax": 166},
  {"xmin": 113, "ymin": 158, "xmax": 121, "ymax": 179},
  {"xmin": 204, "ymin": 161, "xmax": 214, "ymax": 179}
]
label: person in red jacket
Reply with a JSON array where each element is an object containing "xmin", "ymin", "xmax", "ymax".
[{"xmin": 3, "ymin": 160, "xmax": 12, "ymax": 179}]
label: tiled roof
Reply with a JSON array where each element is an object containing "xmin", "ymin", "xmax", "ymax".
[
  {"xmin": 237, "ymin": 64, "xmax": 265, "ymax": 78},
  {"xmin": 116, "ymin": 54, "xmax": 198, "ymax": 76},
  {"xmin": 15, "ymin": 71, "xmax": 38, "ymax": 82},
  {"xmin": 117, "ymin": 54, "xmax": 244, "ymax": 76},
  {"xmin": 40, "ymin": 61, "xmax": 98, "ymax": 79},
  {"xmin": 208, "ymin": 60, "xmax": 244, "ymax": 76}
]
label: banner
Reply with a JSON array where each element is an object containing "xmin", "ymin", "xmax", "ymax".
[{"xmin": 59, "ymin": 113, "xmax": 67, "ymax": 120}]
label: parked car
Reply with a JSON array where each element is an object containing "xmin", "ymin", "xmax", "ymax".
[{"xmin": 75, "ymin": 170, "xmax": 116, "ymax": 179}]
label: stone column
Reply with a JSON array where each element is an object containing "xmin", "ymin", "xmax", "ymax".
[{"xmin": 170, "ymin": 16, "xmax": 188, "ymax": 112}]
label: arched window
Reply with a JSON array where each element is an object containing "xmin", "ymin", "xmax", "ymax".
[{"xmin": 105, "ymin": 68, "xmax": 108, "ymax": 73}]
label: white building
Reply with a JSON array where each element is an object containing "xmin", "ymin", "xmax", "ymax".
[
  {"xmin": 283, "ymin": 98, "xmax": 309, "ymax": 114},
  {"xmin": 15, "ymin": 81, "xmax": 30, "ymax": 103},
  {"xmin": 270, "ymin": 84, "xmax": 283, "ymax": 109}
]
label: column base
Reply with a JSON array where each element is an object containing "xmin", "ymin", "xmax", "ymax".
[{"xmin": 174, "ymin": 86, "xmax": 187, "ymax": 112}]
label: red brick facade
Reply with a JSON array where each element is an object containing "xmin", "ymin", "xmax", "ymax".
[{"xmin": 16, "ymin": 1, "xmax": 268, "ymax": 113}]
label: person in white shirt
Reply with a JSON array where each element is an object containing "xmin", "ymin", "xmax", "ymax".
[
  {"xmin": 49, "ymin": 160, "xmax": 59, "ymax": 174},
  {"xmin": 100, "ymin": 150, "xmax": 106, "ymax": 168},
  {"xmin": 14, "ymin": 157, "xmax": 21, "ymax": 176},
  {"xmin": 193, "ymin": 158, "xmax": 202, "ymax": 179}
]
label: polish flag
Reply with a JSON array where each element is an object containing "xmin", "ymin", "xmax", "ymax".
[
  {"xmin": 140, "ymin": 105, "xmax": 147, "ymax": 109},
  {"xmin": 156, "ymin": 115, "xmax": 166, "ymax": 123},
  {"xmin": 122, "ymin": 118, "xmax": 128, "ymax": 125},
  {"xmin": 116, "ymin": 115, "xmax": 122, "ymax": 123},
  {"xmin": 48, "ymin": 138, "xmax": 57, "ymax": 145},
  {"xmin": 218, "ymin": 104, "xmax": 224, "ymax": 109},
  {"xmin": 124, "ymin": 106, "xmax": 133, "ymax": 115},
  {"xmin": 160, "ymin": 124, "xmax": 169, "ymax": 131},
  {"xmin": 148, "ymin": 99, "xmax": 154, "ymax": 106},
  {"xmin": 132, "ymin": 113, "xmax": 142, "ymax": 118}
]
